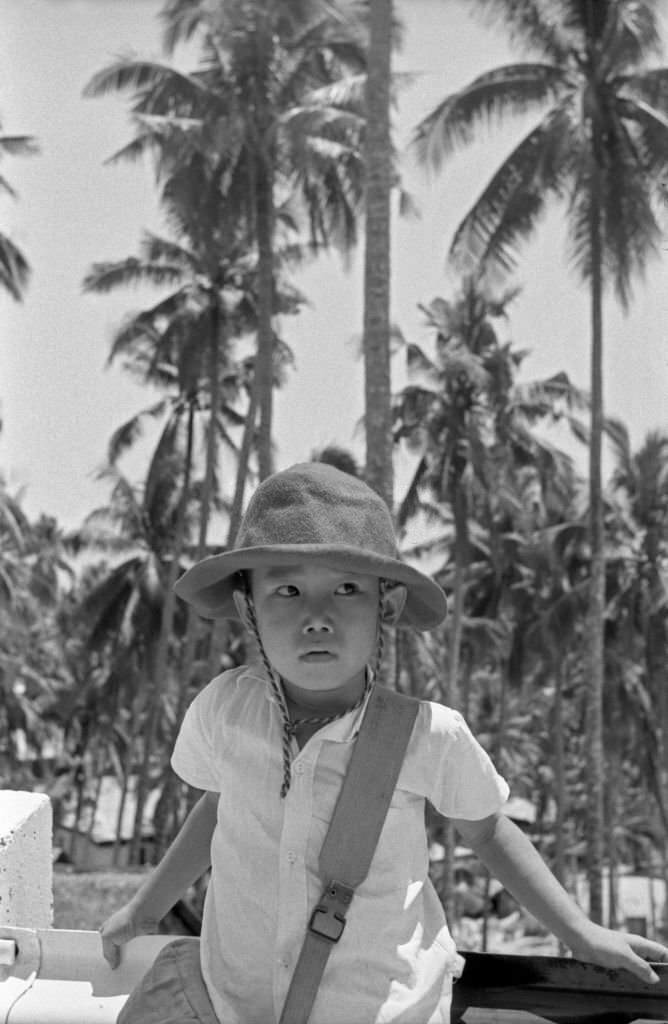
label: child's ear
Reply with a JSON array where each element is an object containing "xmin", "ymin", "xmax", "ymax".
[{"xmin": 381, "ymin": 584, "xmax": 407, "ymax": 626}]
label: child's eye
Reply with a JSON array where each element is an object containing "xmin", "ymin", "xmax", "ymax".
[
  {"xmin": 275, "ymin": 584, "xmax": 299, "ymax": 597},
  {"xmin": 336, "ymin": 581, "xmax": 361, "ymax": 596}
]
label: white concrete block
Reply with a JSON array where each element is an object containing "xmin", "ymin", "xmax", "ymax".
[{"xmin": 0, "ymin": 791, "xmax": 53, "ymax": 927}]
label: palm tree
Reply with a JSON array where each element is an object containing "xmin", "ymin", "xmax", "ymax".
[
  {"xmin": 393, "ymin": 274, "xmax": 586, "ymax": 926},
  {"xmin": 609, "ymin": 425, "xmax": 668, "ymax": 926},
  {"xmin": 0, "ymin": 126, "xmax": 38, "ymax": 300},
  {"xmin": 413, "ymin": 0, "xmax": 668, "ymax": 923},
  {"xmin": 0, "ymin": 478, "xmax": 74, "ymax": 790},
  {"xmin": 394, "ymin": 275, "xmax": 586, "ymax": 696},
  {"xmin": 70, "ymin": 445, "xmax": 191, "ymax": 862},
  {"xmin": 85, "ymin": 0, "xmax": 368, "ymax": 480}
]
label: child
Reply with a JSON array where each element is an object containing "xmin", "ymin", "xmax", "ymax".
[{"xmin": 101, "ymin": 462, "xmax": 668, "ymax": 1024}]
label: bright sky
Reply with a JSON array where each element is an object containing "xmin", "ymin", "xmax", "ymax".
[{"xmin": 1, "ymin": 0, "xmax": 668, "ymax": 530}]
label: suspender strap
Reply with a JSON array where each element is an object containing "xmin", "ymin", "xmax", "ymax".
[{"xmin": 278, "ymin": 685, "xmax": 419, "ymax": 1024}]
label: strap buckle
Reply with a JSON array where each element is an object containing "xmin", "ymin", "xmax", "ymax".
[{"xmin": 308, "ymin": 880, "xmax": 355, "ymax": 943}]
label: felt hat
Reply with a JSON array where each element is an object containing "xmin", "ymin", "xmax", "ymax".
[{"xmin": 174, "ymin": 462, "xmax": 447, "ymax": 630}]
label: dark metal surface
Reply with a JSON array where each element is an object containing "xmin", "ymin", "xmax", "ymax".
[{"xmin": 451, "ymin": 952, "xmax": 668, "ymax": 1024}]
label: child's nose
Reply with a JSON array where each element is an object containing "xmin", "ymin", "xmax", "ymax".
[{"xmin": 302, "ymin": 612, "xmax": 333, "ymax": 634}]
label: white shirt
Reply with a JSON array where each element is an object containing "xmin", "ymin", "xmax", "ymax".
[{"xmin": 171, "ymin": 665, "xmax": 509, "ymax": 1024}]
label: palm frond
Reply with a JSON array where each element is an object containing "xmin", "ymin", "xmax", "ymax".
[
  {"xmin": 298, "ymin": 74, "xmax": 367, "ymax": 111},
  {"xmin": 621, "ymin": 67, "xmax": 668, "ymax": 116},
  {"xmin": 594, "ymin": 0, "xmax": 661, "ymax": 75},
  {"xmin": 0, "ymin": 134, "xmax": 39, "ymax": 158},
  {"xmin": 396, "ymin": 455, "xmax": 428, "ymax": 530},
  {"xmin": 83, "ymin": 58, "xmax": 206, "ymax": 103},
  {"xmin": 615, "ymin": 94, "xmax": 668, "ymax": 197},
  {"xmin": 102, "ymin": 130, "xmax": 160, "ymax": 167},
  {"xmin": 280, "ymin": 103, "xmax": 365, "ymax": 148},
  {"xmin": 413, "ymin": 62, "xmax": 567, "ymax": 169},
  {"xmin": 0, "ymin": 174, "xmax": 17, "ymax": 200},
  {"xmin": 566, "ymin": 122, "xmax": 660, "ymax": 307},
  {"xmin": 141, "ymin": 231, "xmax": 199, "ymax": 267},
  {"xmin": 513, "ymin": 371, "xmax": 590, "ymax": 417},
  {"xmin": 143, "ymin": 421, "xmax": 185, "ymax": 524},
  {"xmin": 468, "ymin": 0, "xmax": 574, "ymax": 65},
  {"xmin": 605, "ymin": 169, "xmax": 660, "ymax": 308},
  {"xmin": 450, "ymin": 104, "xmax": 577, "ymax": 272},
  {"xmin": 106, "ymin": 312, "xmax": 165, "ymax": 369},
  {"xmin": 0, "ymin": 235, "xmax": 30, "ymax": 301},
  {"xmin": 160, "ymin": 0, "xmax": 208, "ymax": 54},
  {"xmin": 0, "ymin": 494, "xmax": 26, "ymax": 549},
  {"xmin": 106, "ymin": 401, "xmax": 169, "ymax": 464},
  {"xmin": 405, "ymin": 342, "xmax": 439, "ymax": 382},
  {"xmin": 82, "ymin": 256, "xmax": 187, "ymax": 294}
]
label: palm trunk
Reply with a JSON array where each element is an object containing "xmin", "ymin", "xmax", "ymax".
[
  {"xmin": 605, "ymin": 780, "xmax": 618, "ymax": 929},
  {"xmin": 112, "ymin": 758, "xmax": 131, "ymax": 867},
  {"xmin": 448, "ymin": 483, "xmax": 468, "ymax": 704},
  {"xmin": 131, "ymin": 296, "xmax": 221, "ymax": 865},
  {"xmin": 363, "ymin": 0, "xmax": 393, "ymax": 511},
  {"xmin": 177, "ymin": 308, "xmax": 224, "ymax": 708},
  {"xmin": 151, "ymin": 401, "xmax": 198, "ymax": 857},
  {"xmin": 251, "ymin": 18, "xmax": 276, "ymax": 485},
  {"xmin": 585, "ymin": 160, "xmax": 605, "ymax": 924},
  {"xmin": 129, "ymin": 398, "xmax": 197, "ymax": 864},
  {"xmin": 553, "ymin": 648, "xmax": 568, "ymax": 955},
  {"xmin": 226, "ymin": 384, "xmax": 259, "ymax": 546},
  {"xmin": 205, "ymin": 383, "xmax": 259, "ymax": 682},
  {"xmin": 481, "ymin": 656, "xmax": 510, "ymax": 951},
  {"xmin": 460, "ymin": 645, "xmax": 473, "ymax": 723},
  {"xmin": 439, "ymin": 479, "xmax": 468, "ymax": 934},
  {"xmin": 553, "ymin": 651, "xmax": 566, "ymax": 887},
  {"xmin": 644, "ymin": 521, "xmax": 668, "ymax": 923}
]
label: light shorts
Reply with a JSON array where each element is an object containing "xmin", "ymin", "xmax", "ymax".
[{"xmin": 117, "ymin": 938, "xmax": 220, "ymax": 1024}]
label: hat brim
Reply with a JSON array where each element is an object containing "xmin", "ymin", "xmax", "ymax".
[{"xmin": 174, "ymin": 544, "xmax": 447, "ymax": 631}]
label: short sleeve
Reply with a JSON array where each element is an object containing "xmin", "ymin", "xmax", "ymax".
[
  {"xmin": 406, "ymin": 702, "xmax": 509, "ymax": 820},
  {"xmin": 171, "ymin": 678, "xmax": 222, "ymax": 792}
]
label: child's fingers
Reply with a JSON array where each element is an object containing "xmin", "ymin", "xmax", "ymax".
[
  {"xmin": 101, "ymin": 932, "xmax": 121, "ymax": 970},
  {"xmin": 623, "ymin": 933, "xmax": 668, "ymax": 972},
  {"xmin": 625, "ymin": 954, "xmax": 659, "ymax": 985}
]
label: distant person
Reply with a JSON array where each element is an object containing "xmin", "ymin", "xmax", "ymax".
[{"xmin": 100, "ymin": 463, "xmax": 668, "ymax": 1023}]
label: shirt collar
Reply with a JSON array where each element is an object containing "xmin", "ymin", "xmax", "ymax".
[
  {"xmin": 239, "ymin": 662, "xmax": 375, "ymax": 742},
  {"xmin": 320, "ymin": 670, "xmax": 375, "ymax": 743}
]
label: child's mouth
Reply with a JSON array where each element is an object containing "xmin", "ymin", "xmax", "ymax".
[{"xmin": 299, "ymin": 651, "xmax": 336, "ymax": 662}]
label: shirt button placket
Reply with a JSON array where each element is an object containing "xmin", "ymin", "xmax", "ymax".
[{"xmin": 274, "ymin": 757, "xmax": 312, "ymax": 1019}]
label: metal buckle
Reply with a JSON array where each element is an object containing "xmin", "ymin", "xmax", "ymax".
[{"xmin": 308, "ymin": 880, "xmax": 355, "ymax": 943}]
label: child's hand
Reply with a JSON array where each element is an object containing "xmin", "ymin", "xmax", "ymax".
[
  {"xmin": 99, "ymin": 902, "xmax": 160, "ymax": 969},
  {"xmin": 570, "ymin": 922, "xmax": 668, "ymax": 984}
]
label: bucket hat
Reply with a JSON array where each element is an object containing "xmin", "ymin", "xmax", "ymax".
[{"xmin": 174, "ymin": 462, "xmax": 447, "ymax": 630}]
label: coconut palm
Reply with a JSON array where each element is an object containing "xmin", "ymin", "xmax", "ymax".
[
  {"xmin": 608, "ymin": 425, "xmax": 668, "ymax": 921},
  {"xmin": 69, "ymin": 438, "xmax": 193, "ymax": 863},
  {"xmin": 393, "ymin": 275, "xmax": 586, "ymax": 925},
  {"xmin": 0, "ymin": 481, "xmax": 74, "ymax": 787},
  {"xmin": 394, "ymin": 275, "xmax": 586, "ymax": 696},
  {"xmin": 0, "ymin": 127, "xmax": 38, "ymax": 300},
  {"xmin": 83, "ymin": 219, "xmax": 303, "ymax": 855},
  {"xmin": 413, "ymin": 0, "xmax": 668, "ymax": 922},
  {"xmin": 85, "ymin": 0, "xmax": 368, "ymax": 480}
]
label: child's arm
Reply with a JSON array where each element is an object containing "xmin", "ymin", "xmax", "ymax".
[
  {"xmin": 453, "ymin": 811, "xmax": 668, "ymax": 984},
  {"xmin": 100, "ymin": 789, "xmax": 218, "ymax": 967}
]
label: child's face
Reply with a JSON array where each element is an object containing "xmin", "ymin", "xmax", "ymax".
[{"xmin": 243, "ymin": 563, "xmax": 383, "ymax": 702}]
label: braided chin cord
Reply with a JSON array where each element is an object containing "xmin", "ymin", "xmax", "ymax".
[{"xmin": 243, "ymin": 578, "xmax": 389, "ymax": 798}]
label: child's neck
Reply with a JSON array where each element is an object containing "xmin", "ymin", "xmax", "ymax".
[{"xmin": 282, "ymin": 671, "xmax": 368, "ymax": 718}]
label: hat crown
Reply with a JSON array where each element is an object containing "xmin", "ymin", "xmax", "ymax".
[{"xmin": 236, "ymin": 463, "xmax": 398, "ymax": 558}]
